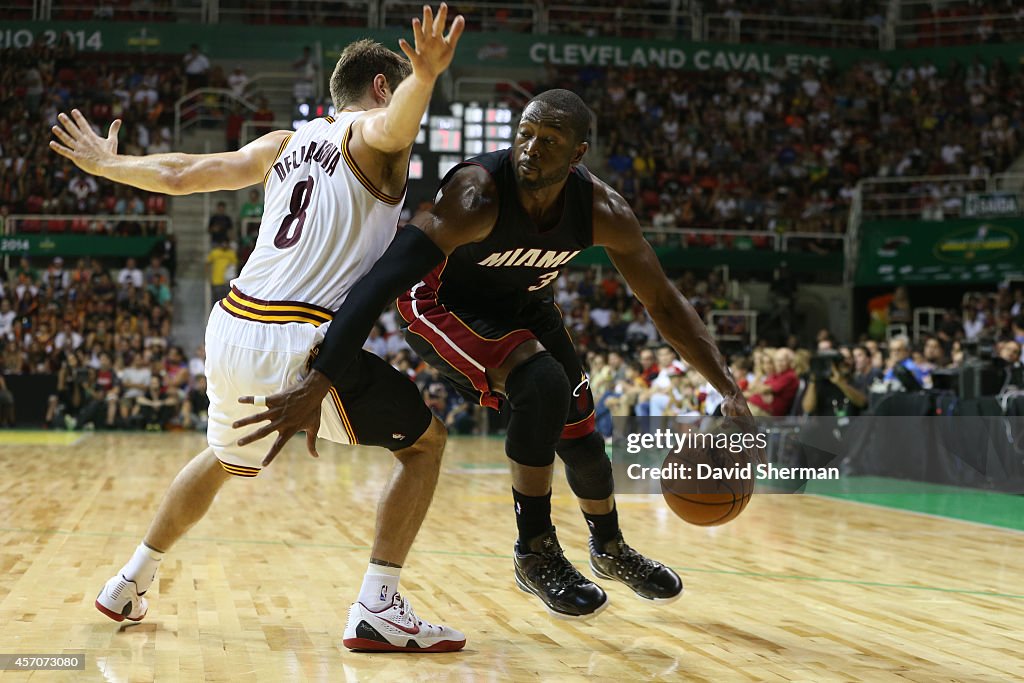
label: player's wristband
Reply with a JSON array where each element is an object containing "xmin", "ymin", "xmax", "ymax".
[{"xmin": 312, "ymin": 226, "xmax": 444, "ymax": 385}]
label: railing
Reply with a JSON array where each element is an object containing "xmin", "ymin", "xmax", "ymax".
[
  {"xmin": 644, "ymin": 227, "xmax": 778, "ymax": 250},
  {"xmin": 703, "ymin": 13, "xmax": 884, "ymax": 48},
  {"xmin": 4, "ymin": 213, "xmax": 173, "ymax": 236},
  {"xmin": 545, "ymin": 3, "xmax": 694, "ymax": 40},
  {"xmin": 211, "ymin": 0, "xmax": 373, "ymax": 25},
  {"xmin": 643, "ymin": 227, "xmax": 847, "ymax": 255},
  {"xmin": 894, "ymin": 12, "xmax": 1024, "ymax": 47},
  {"xmin": 174, "ymin": 88, "xmax": 257, "ymax": 145},
  {"xmin": 913, "ymin": 307, "xmax": 946, "ymax": 345},
  {"xmin": 859, "ymin": 174, "xmax": 992, "ymax": 221},
  {"xmin": 382, "ymin": 0, "xmax": 540, "ymax": 33},
  {"xmin": 48, "ymin": 0, "xmax": 204, "ymax": 22}
]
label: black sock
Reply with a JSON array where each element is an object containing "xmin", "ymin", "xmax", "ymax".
[
  {"xmin": 583, "ymin": 506, "xmax": 620, "ymax": 546},
  {"xmin": 512, "ymin": 488, "xmax": 552, "ymax": 544}
]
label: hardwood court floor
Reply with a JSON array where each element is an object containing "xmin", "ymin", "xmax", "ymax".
[{"xmin": 0, "ymin": 431, "xmax": 1022, "ymax": 682}]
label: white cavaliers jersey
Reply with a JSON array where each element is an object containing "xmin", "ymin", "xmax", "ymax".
[{"xmin": 231, "ymin": 112, "xmax": 405, "ymax": 321}]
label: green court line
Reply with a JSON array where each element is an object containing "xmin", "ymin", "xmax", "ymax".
[
  {"xmin": 2, "ymin": 524, "xmax": 1021, "ymax": 601},
  {"xmin": 804, "ymin": 476, "xmax": 1024, "ymax": 532}
]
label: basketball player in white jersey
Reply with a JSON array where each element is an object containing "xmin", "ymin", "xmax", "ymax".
[{"xmin": 49, "ymin": 5, "xmax": 467, "ymax": 653}]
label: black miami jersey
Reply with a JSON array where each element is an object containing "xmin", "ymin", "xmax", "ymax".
[
  {"xmin": 397, "ymin": 149, "xmax": 598, "ymax": 434},
  {"xmin": 427, "ymin": 148, "xmax": 594, "ymax": 310}
]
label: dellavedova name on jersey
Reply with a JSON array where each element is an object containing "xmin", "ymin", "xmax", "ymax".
[
  {"xmin": 477, "ymin": 249, "xmax": 580, "ymax": 268},
  {"xmin": 271, "ymin": 140, "xmax": 341, "ymax": 182}
]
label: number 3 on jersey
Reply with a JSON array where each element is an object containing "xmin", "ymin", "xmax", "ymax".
[
  {"xmin": 528, "ymin": 270, "xmax": 559, "ymax": 292},
  {"xmin": 275, "ymin": 177, "xmax": 315, "ymax": 249}
]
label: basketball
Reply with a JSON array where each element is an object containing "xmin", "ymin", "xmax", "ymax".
[{"xmin": 659, "ymin": 426, "xmax": 762, "ymax": 526}]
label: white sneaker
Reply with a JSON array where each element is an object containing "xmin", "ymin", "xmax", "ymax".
[
  {"xmin": 95, "ymin": 574, "xmax": 148, "ymax": 623},
  {"xmin": 342, "ymin": 593, "xmax": 465, "ymax": 653}
]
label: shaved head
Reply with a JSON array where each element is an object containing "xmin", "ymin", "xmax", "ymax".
[{"xmin": 525, "ymin": 89, "xmax": 591, "ymax": 143}]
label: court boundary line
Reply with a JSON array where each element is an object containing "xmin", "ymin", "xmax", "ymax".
[{"xmin": 810, "ymin": 493, "xmax": 1024, "ymax": 536}]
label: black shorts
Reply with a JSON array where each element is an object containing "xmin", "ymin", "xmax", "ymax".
[
  {"xmin": 397, "ymin": 290, "xmax": 596, "ymax": 439},
  {"xmin": 324, "ymin": 348, "xmax": 433, "ymax": 451}
]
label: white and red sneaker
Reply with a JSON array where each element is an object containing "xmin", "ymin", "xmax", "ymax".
[
  {"xmin": 95, "ymin": 574, "xmax": 148, "ymax": 623},
  {"xmin": 342, "ymin": 593, "xmax": 465, "ymax": 653}
]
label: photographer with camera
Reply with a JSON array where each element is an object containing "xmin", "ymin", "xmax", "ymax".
[
  {"xmin": 802, "ymin": 349, "xmax": 869, "ymax": 417},
  {"xmin": 46, "ymin": 351, "xmax": 89, "ymax": 428}
]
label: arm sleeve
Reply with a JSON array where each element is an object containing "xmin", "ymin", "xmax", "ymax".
[{"xmin": 311, "ymin": 226, "xmax": 445, "ymax": 385}]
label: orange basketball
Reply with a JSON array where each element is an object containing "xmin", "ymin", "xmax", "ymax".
[{"xmin": 659, "ymin": 429, "xmax": 762, "ymax": 526}]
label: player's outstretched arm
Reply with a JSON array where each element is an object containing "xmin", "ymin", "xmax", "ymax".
[
  {"xmin": 233, "ymin": 164, "xmax": 496, "ymax": 465},
  {"xmin": 593, "ymin": 183, "xmax": 752, "ymax": 418},
  {"xmin": 359, "ymin": 3, "xmax": 464, "ymax": 153},
  {"xmin": 50, "ymin": 109, "xmax": 290, "ymax": 195}
]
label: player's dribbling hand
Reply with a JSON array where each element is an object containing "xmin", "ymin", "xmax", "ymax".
[
  {"xmin": 49, "ymin": 109, "xmax": 121, "ymax": 177},
  {"xmin": 399, "ymin": 3, "xmax": 465, "ymax": 82},
  {"xmin": 720, "ymin": 392, "xmax": 754, "ymax": 420},
  {"xmin": 234, "ymin": 371, "xmax": 334, "ymax": 467},
  {"xmin": 720, "ymin": 393, "xmax": 764, "ymax": 464}
]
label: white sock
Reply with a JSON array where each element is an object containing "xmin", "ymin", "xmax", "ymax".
[
  {"xmin": 120, "ymin": 543, "xmax": 164, "ymax": 593},
  {"xmin": 358, "ymin": 563, "xmax": 401, "ymax": 611}
]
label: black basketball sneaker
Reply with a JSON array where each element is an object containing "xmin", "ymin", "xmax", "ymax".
[
  {"xmin": 589, "ymin": 533, "xmax": 683, "ymax": 602},
  {"xmin": 514, "ymin": 527, "xmax": 608, "ymax": 619}
]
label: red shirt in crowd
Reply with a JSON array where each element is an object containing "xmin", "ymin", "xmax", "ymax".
[{"xmin": 748, "ymin": 368, "xmax": 799, "ymax": 416}]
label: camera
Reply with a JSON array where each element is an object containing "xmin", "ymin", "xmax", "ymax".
[{"xmin": 811, "ymin": 351, "xmax": 842, "ymax": 381}]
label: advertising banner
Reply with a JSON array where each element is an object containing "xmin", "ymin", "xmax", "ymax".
[
  {"xmin": 0, "ymin": 234, "xmax": 162, "ymax": 258},
  {"xmin": 855, "ymin": 219, "xmax": 1024, "ymax": 285}
]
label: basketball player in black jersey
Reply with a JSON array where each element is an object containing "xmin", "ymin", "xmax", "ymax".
[{"xmin": 236, "ymin": 89, "xmax": 753, "ymax": 619}]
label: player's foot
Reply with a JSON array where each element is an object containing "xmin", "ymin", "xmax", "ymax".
[
  {"xmin": 514, "ymin": 527, "xmax": 608, "ymax": 620},
  {"xmin": 342, "ymin": 593, "xmax": 466, "ymax": 653},
  {"xmin": 589, "ymin": 533, "xmax": 683, "ymax": 603},
  {"xmin": 95, "ymin": 574, "xmax": 149, "ymax": 622}
]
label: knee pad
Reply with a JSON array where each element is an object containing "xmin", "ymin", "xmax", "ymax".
[
  {"xmin": 504, "ymin": 352, "xmax": 570, "ymax": 467},
  {"xmin": 557, "ymin": 432, "xmax": 615, "ymax": 499}
]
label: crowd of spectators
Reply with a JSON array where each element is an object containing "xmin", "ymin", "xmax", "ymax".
[
  {"xmin": 0, "ymin": 44, "xmax": 179, "ymax": 234},
  {"xmin": 0, "ymin": 253, "xmax": 207, "ymax": 431},
  {"xmin": 537, "ymin": 55, "xmax": 1023, "ymax": 240}
]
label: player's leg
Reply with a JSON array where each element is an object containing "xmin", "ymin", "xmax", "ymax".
[
  {"xmin": 401, "ymin": 301, "xmax": 607, "ymax": 619},
  {"xmin": 538, "ymin": 315, "xmax": 683, "ymax": 603},
  {"xmin": 142, "ymin": 447, "xmax": 229, "ymax": 553},
  {"xmin": 321, "ymin": 351, "xmax": 465, "ymax": 652},
  {"xmin": 96, "ymin": 318, "xmax": 277, "ymax": 623},
  {"xmin": 365, "ymin": 416, "xmax": 446, "ymax": 568},
  {"xmin": 95, "ymin": 446, "xmax": 230, "ymax": 622}
]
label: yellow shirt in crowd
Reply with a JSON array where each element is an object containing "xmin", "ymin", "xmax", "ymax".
[{"xmin": 206, "ymin": 247, "xmax": 238, "ymax": 286}]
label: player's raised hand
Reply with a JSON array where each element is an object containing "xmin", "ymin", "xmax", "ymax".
[
  {"xmin": 49, "ymin": 109, "xmax": 122, "ymax": 177},
  {"xmin": 399, "ymin": 3, "xmax": 465, "ymax": 82}
]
